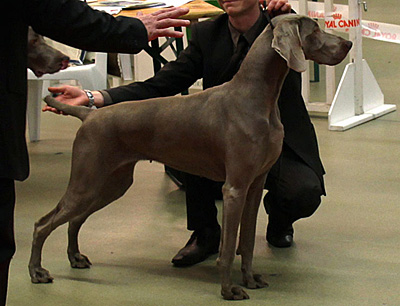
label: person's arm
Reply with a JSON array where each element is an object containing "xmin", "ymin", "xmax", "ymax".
[
  {"xmin": 44, "ymin": 23, "xmax": 205, "ymax": 112},
  {"xmin": 26, "ymin": 0, "xmax": 189, "ymax": 54},
  {"xmin": 103, "ymin": 24, "xmax": 204, "ymax": 105}
]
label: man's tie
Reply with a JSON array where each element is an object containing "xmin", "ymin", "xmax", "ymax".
[{"xmin": 217, "ymin": 35, "xmax": 249, "ymax": 84}]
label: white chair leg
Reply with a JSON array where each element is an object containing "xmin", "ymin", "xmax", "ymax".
[
  {"xmin": 27, "ymin": 80, "xmax": 44, "ymax": 142},
  {"xmin": 118, "ymin": 53, "xmax": 133, "ymax": 81},
  {"xmin": 41, "ymin": 80, "xmax": 51, "ymax": 99}
]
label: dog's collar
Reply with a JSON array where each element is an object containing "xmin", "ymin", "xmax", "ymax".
[
  {"xmin": 261, "ymin": 0, "xmax": 275, "ymax": 29},
  {"xmin": 266, "ymin": 12, "xmax": 274, "ymax": 30}
]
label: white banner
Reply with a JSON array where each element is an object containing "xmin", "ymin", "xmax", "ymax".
[
  {"xmin": 361, "ymin": 20, "xmax": 400, "ymax": 44},
  {"xmin": 288, "ymin": 0, "xmax": 400, "ymax": 44}
]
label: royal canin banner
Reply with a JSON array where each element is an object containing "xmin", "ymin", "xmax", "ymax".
[{"xmin": 288, "ymin": 0, "xmax": 400, "ymax": 44}]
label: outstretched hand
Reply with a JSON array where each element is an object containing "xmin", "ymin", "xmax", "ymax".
[
  {"xmin": 136, "ymin": 7, "xmax": 190, "ymax": 41},
  {"xmin": 43, "ymin": 85, "xmax": 87, "ymax": 115}
]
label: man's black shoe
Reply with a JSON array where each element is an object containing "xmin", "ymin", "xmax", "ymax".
[
  {"xmin": 172, "ymin": 227, "xmax": 220, "ymax": 267},
  {"xmin": 266, "ymin": 233, "xmax": 293, "ymax": 248},
  {"xmin": 266, "ymin": 223, "xmax": 294, "ymax": 248}
]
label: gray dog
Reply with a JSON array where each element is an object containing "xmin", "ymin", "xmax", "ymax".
[
  {"xmin": 29, "ymin": 15, "xmax": 352, "ymax": 300},
  {"xmin": 27, "ymin": 27, "xmax": 70, "ymax": 77}
]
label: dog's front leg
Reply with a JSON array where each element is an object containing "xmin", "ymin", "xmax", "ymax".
[
  {"xmin": 217, "ymin": 181, "xmax": 249, "ymax": 300},
  {"xmin": 237, "ymin": 173, "xmax": 269, "ymax": 290}
]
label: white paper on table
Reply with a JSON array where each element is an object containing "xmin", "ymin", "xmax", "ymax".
[
  {"xmin": 160, "ymin": 0, "xmax": 194, "ymax": 7},
  {"xmin": 89, "ymin": 0, "xmax": 193, "ymax": 12},
  {"xmin": 92, "ymin": 6, "xmax": 122, "ymax": 14}
]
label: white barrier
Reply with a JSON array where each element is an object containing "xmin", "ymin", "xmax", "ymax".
[
  {"xmin": 290, "ymin": 1, "xmax": 400, "ymax": 45},
  {"xmin": 290, "ymin": 0, "xmax": 397, "ymax": 130}
]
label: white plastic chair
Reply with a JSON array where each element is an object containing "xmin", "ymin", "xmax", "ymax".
[
  {"xmin": 108, "ymin": 53, "xmax": 134, "ymax": 88},
  {"xmin": 27, "ymin": 52, "xmax": 107, "ymax": 142}
]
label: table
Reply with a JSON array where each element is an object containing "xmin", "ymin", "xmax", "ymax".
[
  {"xmin": 116, "ymin": 0, "xmax": 223, "ymax": 21},
  {"xmin": 116, "ymin": 0, "xmax": 223, "ymax": 73}
]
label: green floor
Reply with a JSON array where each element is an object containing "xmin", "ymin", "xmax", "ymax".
[{"xmin": 7, "ymin": 2, "xmax": 400, "ymax": 305}]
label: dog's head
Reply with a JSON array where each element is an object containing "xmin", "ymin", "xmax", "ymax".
[
  {"xmin": 28, "ymin": 27, "xmax": 70, "ymax": 77},
  {"xmin": 271, "ymin": 14, "xmax": 352, "ymax": 72}
]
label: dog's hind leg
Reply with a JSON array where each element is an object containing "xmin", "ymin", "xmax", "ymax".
[
  {"xmin": 67, "ymin": 162, "xmax": 136, "ymax": 269},
  {"xmin": 237, "ymin": 173, "xmax": 269, "ymax": 290},
  {"xmin": 29, "ymin": 200, "xmax": 78, "ymax": 283},
  {"xmin": 67, "ymin": 213, "xmax": 92, "ymax": 269},
  {"xmin": 29, "ymin": 159, "xmax": 136, "ymax": 283}
]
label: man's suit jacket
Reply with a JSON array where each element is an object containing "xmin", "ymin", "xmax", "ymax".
[
  {"xmin": 106, "ymin": 12, "xmax": 325, "ymax": 188},
  {"xmin": 1, "ymin": 0, "xmax": 148, "ymax": 181}
]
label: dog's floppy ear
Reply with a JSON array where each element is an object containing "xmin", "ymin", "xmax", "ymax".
[{"xmin": 271, "ymin": 16, "xmax": 307, "ymax": 72}]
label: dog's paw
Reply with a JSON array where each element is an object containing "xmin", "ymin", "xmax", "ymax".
[
  {"xmin": 221, "ymin": 285, "xmax": 250, "ymax": 300},
  {"xmin": 69, "ymin": 253, "xmax": 92, "ymax": 269},
  {"xmin": 243, "ymin": 273, "xmax": 268, "ymax": 289},
  {"xmin": 30, "ymin": 267, "xmax": 54, "ymax": 283}
]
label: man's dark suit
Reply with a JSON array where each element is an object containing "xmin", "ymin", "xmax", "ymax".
[
  {"xmin": 2, "ymin": 0, "xmax": 148, "ymax": 182},
  {"xmin": 1, "ymin": 0, "xmax": 148, "ymax": 301},
  {"xmin": 105, "ymin": 11, "xmax": 325, "ymax": 233}
]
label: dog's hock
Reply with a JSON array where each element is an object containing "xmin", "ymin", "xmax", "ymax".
[{"xmin": 271, "ymin": 21, "xmax": 307, "ymax": 73}]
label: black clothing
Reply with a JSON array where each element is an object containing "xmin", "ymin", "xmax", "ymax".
[
  {"xmin": 2, "ymin": 0, "xmax": 148, "ymax": 182},
  {"xmin": 0, "ymin": 180, "xmax": 15, "ymax": 264},
  {"xmin": 1, "ymin": 1, "xmax": 148, "ymax": 303}
]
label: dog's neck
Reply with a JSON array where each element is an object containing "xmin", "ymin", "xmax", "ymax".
[{"xmin": 229, "ymin": 25, "xmax": 289, "ymax": 111}]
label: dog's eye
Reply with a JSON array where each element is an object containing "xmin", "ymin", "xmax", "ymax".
[{"xmin": 30, "ymin": 38, "xmax": 39, "ymax": 46}]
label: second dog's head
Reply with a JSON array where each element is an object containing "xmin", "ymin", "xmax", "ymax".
[{"xmin": 28, "ymin": 27, "xmax": 70, "ymax": 77}]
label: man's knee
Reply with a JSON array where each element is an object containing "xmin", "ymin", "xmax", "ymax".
[
  {"xmin": 265, "ymin": 180, "xmax": 322, "ymax": 220},
  {"xmin": 288, "ymin": 180, "xmax": 322, "ymax": 219}
]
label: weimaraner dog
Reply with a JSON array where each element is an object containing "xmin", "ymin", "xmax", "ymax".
[
  {"xmin": 27, "ymin": 27, "xmax": 70, "ymax": 77},
  {"xmin": 29, "ymin": 14, "xmax": 352, "ymax": 300}
]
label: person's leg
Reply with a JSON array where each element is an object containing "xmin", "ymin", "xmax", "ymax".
[
  {"xmin": 264, "ymin": 145, "xmax": 323, "ymax": 247},
  {"xmin": 0, "ymin": 178, "xmax": 16, "ymax": 305},
  {"xmin": 0, "ymin": 260, "xmax": 11, "ymax": 306},
  {"xmin": 172, "ymin": 173, "xmax": 221, "ymax": 266},
  {"xmin": 185, "ymin": 173, "xmax": 220, "ymax": 231}
]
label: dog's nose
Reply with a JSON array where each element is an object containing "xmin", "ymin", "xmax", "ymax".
[
  {"xmin": 61, "ymin": 57, "xmax": 70, "ymax": 70},
  {"xmin": 345, "ymin": 40, "xmax": 353, "ymax": 50}
]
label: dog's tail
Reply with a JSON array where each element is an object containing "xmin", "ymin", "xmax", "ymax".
[{"xmin": 44, "ymin": 95, "xmax": 93, "ymax": 122}]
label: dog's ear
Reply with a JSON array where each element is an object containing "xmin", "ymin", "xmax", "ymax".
[{"xmin": 271, "ymin": 17, "xmax": 307, "ymax": 72}]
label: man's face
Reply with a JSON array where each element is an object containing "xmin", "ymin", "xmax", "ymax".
[{"xmin": 217, "ymin": 0, "xmax": 260, "ymax": 17}]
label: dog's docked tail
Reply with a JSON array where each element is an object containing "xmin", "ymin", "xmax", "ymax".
[{"xmin": 44, "ymin": 95, "xmax": 93, "ymax": 122}]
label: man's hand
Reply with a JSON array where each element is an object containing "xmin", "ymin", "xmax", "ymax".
[
  {"xmin": 266, "ymin": 0, "xmax": 291, "ymax": 16},
  {"xmin": 136, "ymin": 7, "xmax": 191, "ymax": 41},
  {"xmin": 43, "ymin": 85, "xmax": 88, "ymax": 114}
]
